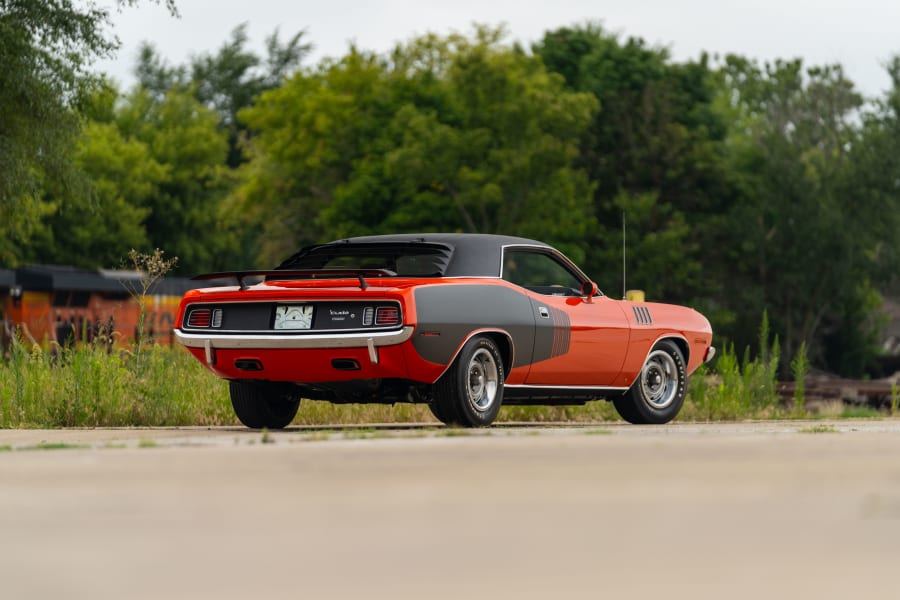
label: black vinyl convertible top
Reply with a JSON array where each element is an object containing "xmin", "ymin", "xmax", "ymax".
[{"xmin": 276, "ymin": 233, "xmax": 553, "ymax": 278}]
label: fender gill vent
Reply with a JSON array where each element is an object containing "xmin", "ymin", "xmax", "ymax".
[{"xmin": 633, "ymin": 306, "xmax": 653, "ymax": 325}]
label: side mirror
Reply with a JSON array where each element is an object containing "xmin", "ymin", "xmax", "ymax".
[{"xmin": 580, "ymin": 280, "xmax": 598, "ymax": 302}]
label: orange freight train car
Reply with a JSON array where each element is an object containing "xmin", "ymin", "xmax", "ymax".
[{"xmin": 1, "ymin": 265, "xmax": 208, "ymax": 349}]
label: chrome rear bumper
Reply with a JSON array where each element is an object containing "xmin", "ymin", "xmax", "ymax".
[{"xmin": 174, "ymin": 326, "xmax": 414, "ymax": 351}]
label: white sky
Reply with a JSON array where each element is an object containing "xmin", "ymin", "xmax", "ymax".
[{"xmin": 95, "ymin": 0, "xmax": 900, "ymax": 98}]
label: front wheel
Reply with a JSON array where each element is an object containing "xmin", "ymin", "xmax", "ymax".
[
  {"xmin": 614, "ymin": 340, "xmax": 686, "ymax": 424},
  {"xmin": 432, "ymin": 336, "xmax": 505, "ymax": 427},
  {"xmin": 229, "ymin": 381, "xmax": 300, "ymax": 429}
]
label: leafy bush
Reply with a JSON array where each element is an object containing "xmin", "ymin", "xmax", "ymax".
[{"xmin": 681, "ymin": 312, "xmax": 783, "ymax": 421}]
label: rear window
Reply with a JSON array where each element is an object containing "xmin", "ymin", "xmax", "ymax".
[{"xmin": 276, "ymin": 243, "xmax": 453, "ymax": 277}]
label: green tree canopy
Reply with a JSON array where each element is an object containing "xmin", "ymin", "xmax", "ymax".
[
  {"xmin": 17, "ymin": 80, "xmax": 234, "ymax": 275},
  {"xmin": 237, "ymin": 28, "xmax": 598, "ymax": 266},
  {"xmin": 115, "ymin": 86, "xmax": 232, "ymax": 273},
  {"xmin": 712, "ymin": 56, "xmax": 873, "ymax": 372},
  {"xmin": 0, "ymin": 0, "xmax": 175, "ymax": 260},
  {"xmin": 534, "ymin": 24, "xmax": 734, "ymax": 301},
  {"xmin": 135, "ymin": 23, "xmax": 311, "ymax": 166}
]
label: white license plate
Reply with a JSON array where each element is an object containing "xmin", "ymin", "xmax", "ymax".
[{"xmin": 274, "ymin": 305, "xmax": 313, "ymax": 330}]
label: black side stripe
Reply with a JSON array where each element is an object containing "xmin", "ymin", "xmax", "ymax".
[{"xmin": 550, "ymin": 306, "xmax": 571, "ymax": 357}]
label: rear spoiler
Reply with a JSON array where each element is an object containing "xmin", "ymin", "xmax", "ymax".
[{"xmin": 192, "ymin": 269, "xmax": 397, "ymax": 291}]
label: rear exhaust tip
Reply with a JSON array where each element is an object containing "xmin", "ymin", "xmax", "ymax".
[
  {"xmin": 331, "ymin": 358, "xmax": 361, "ymax": 371},
  {"xmin": 234, "ymin": 359, "xmax": 264, "ymax": 372}
]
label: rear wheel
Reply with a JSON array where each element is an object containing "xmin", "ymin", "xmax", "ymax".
[
  {"xmin": 229, "ymin": 381, "xmax": 300, "ymax": 429},
  {"xmin": 614, "ymin": 340, "xmax": 686, "ymax": 424},
  {"xmin": 432, "ymin": 336, "xmax": 505, "ymax": 427},
  {"xmin": 427, "ymin": 397, "xmax": 456, "ymax": 425}
]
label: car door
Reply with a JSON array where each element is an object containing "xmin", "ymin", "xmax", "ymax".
[{"xmin": 502, "ymin": 248, "xmax": 630, "ymax": 386}]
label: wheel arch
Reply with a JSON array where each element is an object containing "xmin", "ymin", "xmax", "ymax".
[
  {"xmin": 624, "ymin": 334, "xmax": 690, "ymax": 386},
  {"xmin": 483, "ymin": 331, "xmax": 513, "ymax": 378},
  {"xmin": 614, "ymin": 334, "xmax": 689, "ymax": 425},
  {"xmin": 664, "ymin": 336, "xmax": 689, "ymax": 366},
  {"xmin": 434, "ymin": 328, "xmax": 515, "ymax": 383}
]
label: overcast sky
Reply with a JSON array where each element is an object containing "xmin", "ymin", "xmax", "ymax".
[{"xmin": 95, "ymin": 0, "xmax": 900, "ymax": 98}]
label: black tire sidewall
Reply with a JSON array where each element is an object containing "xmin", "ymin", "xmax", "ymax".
[
  {"xmin": 434, "ymin": 336, "xmax": 505, "ymax": 427},
  {"xmin": 621, "ymin": 340, "xmax": 686, "ymax": 424},
  {"xmin": 427, "ymin": 399, "xmax": 454, "ymax": 425},
  {"xmin": 230, "ymin": 381, "xmax": 300, "ymax": 429}
]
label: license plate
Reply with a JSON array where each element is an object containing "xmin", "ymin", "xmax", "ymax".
[{"xmin": 274, "ymin": 305, "xmax": 313, "ymax": 330}]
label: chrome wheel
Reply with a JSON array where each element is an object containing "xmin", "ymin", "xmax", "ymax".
[
  {"xmin": 432, "ymin": 336, "xmax": 505, "ymax": 427},
  {"xmin": 466, "ymin": 347, "xmax": 499, "ymax": 413},
  {"xmin": 640, "ymin": 349, "xmax": 679, "ymax": 410}
]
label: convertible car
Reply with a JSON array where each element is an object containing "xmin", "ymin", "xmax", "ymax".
[{"xmin": 174, "ymin": 234, "xmax": 714, "ymax": 428}]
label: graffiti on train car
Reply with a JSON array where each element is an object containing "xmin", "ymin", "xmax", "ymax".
[{"xmin": 0, "ymin": 265, "xmax": 214, "ymax": 349}]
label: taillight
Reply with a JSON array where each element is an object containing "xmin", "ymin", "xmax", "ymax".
[
  {"xmin": 375, "ymin": 306, "xmax": 401, "ymax": 326},
  {"xmin": 187, "ymin": 308, "xmax": 211, "ymax": 328}
]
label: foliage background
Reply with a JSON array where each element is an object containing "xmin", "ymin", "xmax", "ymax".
[{"xmin": 2, "ymin": 3, "xmax": 900, "ymax": 378}]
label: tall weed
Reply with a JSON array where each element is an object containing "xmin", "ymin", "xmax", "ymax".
[
  {"xmin": 682, "ymin": 311, "xmax": 783, "ymax": 421},
  {"xmin": 0, "ymin": 336, "xmax": 231, "ymax": 428},
  {"xmin": 790, "ymin": 340, "xmax": 810, "ymax": 417}
]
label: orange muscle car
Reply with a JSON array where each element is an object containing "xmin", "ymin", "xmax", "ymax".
[{"xmin": 175, "ymin": 234, "xmax": 714, "ymax": 428}]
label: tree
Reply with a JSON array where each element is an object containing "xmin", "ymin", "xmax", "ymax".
[
  {"xmin": 234, "ymin": 47, "xmax": 392, "ymax": 264},
  {"xmin": 534, "ymin": 24, "xmax": 734, "ymax": 301},
  {"xmin": 0, "ymin": 0, "xmax": 175, "ymax": 259},
  {"xmin": 115, "ymin": 86, "xmax": 233, "ymax": 273},
  {"xmin": 842, "ymin": 56, "xmax": 900, "ymax": 294},
  {"xmin": 237, "ymin": 28, "xmax": 598, "ymax": 266},
  {"xmin": 135, "ymin": 23, "xmax": 310, "ymax": 166},
  {"xmin": 713, "ymin": 56, "xmax": 871, "ymax": 373},
  {"xmin": 17, "ymin": 75, "xmax": 240, "ymax": 274},
  {"xmin": 827, "ymin": 56, "xmax": 900, "ymax": 374},
  {"xmin": 27, "ymin": 119, "xmax": 166, "ymax": 268}
]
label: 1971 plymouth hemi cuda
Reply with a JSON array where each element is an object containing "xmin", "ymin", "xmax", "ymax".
[{"xmin": 175, "ymin": 234, "xmax": 714, "ymax": 428}]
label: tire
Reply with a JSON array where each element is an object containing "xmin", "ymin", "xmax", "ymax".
[
  {"xmin": 229, "ymin": 381, "xmax": 300, "ymax": 429},
  {"xmin": 427, "ymin": 397, "xmax": 456, "ymax": 425},
  {"xmin": 432, "ymin": 336, "xmax": 505, "ymax": 427},
  {"xmin": 614, "ymin": 340, "xmax": 686, "ymax": 424}
]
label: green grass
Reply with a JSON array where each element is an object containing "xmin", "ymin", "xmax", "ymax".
[
  {"xmin": 435, "ymin": 427, "xmax": 477, "ymax": 437},
  {"xmin": 799, "ymin": 424, "xmax": 839, "ymax": 434},
  {"xmin": 0, "ymin": 338, "xmax": 233, "ymax": 428},
  {"xmin": 18, "ymin": 442, "xmax": 90, "ymax": 451},
  {"xmin": 0, "ymin": 442, "xmax": 88, "ymax": 451},
  {"xmin": 0, "ymin": 334, "xmax": 891, "ymax": 428},
  {"xmin": 839, "ymin": 407, "xmax": 883, "ymax": 419},
  {"xmin": 343, "ymin": 427, "xmax": 404, "ymax": 440},
  {"xmin": 891, "ymin": 383, "xmax": 899, "ymax": 417},
  {"xmin": 582, "ymin": 428, "xmax": 613, "ymax": 435}
]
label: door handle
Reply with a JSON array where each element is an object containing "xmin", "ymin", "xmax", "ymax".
[{"xmin": 538, "ymin": 306, "xmax": 550, "ymax": 319}]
